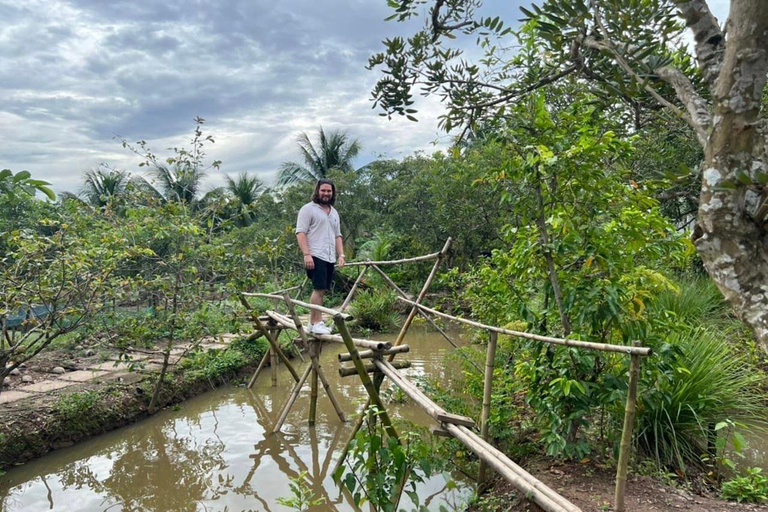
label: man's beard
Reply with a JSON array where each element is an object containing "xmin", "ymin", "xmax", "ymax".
[{"xmin": 318, "ymin": 195, "xmax": 332, "ymax": 204}]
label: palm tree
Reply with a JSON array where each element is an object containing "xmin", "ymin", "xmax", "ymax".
[
  {"xmin": 80, "ymin": 167, "xmax": 161, "ymax": 208},
  {"xmin": 277, "ymin": 127, "xmax": 361, "ymax": 186},
  {"xmin": 80, "ymin": 167, "xmax": 131, "ymax": 208},
  {"xmin": 149, "ymin": 163, "xmax": 205, "ymax": 203},
  {"xmin": 225, "ymin": 172, "xmax": 266, "ymax": 226}
]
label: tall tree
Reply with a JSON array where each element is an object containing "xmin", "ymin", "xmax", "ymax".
[
  {"xmin": 225, "ymin": 172, "xmax": 266, "ymax": 226},
  {"xmin": 370, "ymin": 0, "xmax": 768, "ymax": 351},
  {"xmin": 80, "ymin": 166, "xmax": 131, "ymax": 208},
  {"xmin": 277, "ymin": 127, "xmax": 361, "ymax": 186}
]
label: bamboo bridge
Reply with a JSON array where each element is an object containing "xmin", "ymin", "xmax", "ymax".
[{"xmin": 237, "ymin": 238, "xmax": 651, "ymax": 512}]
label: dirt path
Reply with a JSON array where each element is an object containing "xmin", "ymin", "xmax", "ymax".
[{"xmin": 0, "ymin": 335, "xmax": 237, "ymax": 406}]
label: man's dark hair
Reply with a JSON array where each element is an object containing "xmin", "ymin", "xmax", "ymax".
[{"xmin": 311, "ymin": 179, "xmax": 336, "ymax": 205}]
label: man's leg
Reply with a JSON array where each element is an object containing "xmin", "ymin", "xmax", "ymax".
[{"xmin": 309, "ymin": 289, "xmax": 326, "ymax": 325}]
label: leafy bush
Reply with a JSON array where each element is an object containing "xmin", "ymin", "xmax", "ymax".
[
  {"xmin": 181, "ymin": 349, "xmax": 248, "ymax": 381},
  {"xmin": 56, "ymin": 391, "xmax": 99, "ymax": 420},
  {"xmin": 350, "ymin": 290, "xmax": 400, "ymax": 332},
  {"xmin": 722, "ymin": 467, "xmax": 768, "ymax": 503},
  {"xmin": 635, "ymin": 328, "xmax": 767, "ymax": 473}
]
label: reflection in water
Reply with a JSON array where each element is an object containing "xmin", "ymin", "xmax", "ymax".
[{"xmin": 0, "ymin": 328, "xmax": 471, "ymax": 512}]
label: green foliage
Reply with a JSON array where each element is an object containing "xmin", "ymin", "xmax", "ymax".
[
  {"xmin": 647, "ymin": 276, "xmax": 727, "ymax": 329},
  {"xmin": 55, "ymin": 391, "xmax": 99, "ymax": 420},
  {"xmin": 635, "ymin": 328, "xmax": 767, "ymax": 474},
  {"xmin": 0, "ymin": 169, "xmax": 55, "ymax": 200},
  {"xmin": 350, "ymin": 290, "xmax": 400, "ymax": 332},
  {"xmin": 334, "ymin": 407, "xmax": 442, "ymax": 512},
  {"xmin": 276, "ymin": 471, "xmax": 325, "ymax": 511},
  {"xmin": 722, "ymin": 467, "xmax": 768, "ymax": 503},
  {"xmin": 181, "ymin": 349, "xmax": 248, "ymax": 381}
]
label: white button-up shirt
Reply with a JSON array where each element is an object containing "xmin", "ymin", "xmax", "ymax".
[{"xmin": 296, "ymin": 202, "xmax": 342, "ymax": 263}]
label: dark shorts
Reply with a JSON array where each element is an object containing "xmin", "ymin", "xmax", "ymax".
[{"xmin": 306, "ymin": 256, "xmax": 335, "ymax": 291}]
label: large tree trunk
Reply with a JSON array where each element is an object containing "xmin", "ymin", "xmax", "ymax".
[{"xmin": 691, "ymin": 0, "xmax": 768, "ymax": 349}]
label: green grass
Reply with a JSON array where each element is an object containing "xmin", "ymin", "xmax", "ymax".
[{"xmin": 635, "ymin": 327, "xmax": 768, "ymax": 474}]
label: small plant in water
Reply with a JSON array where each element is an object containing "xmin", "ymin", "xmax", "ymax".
[{"xmin": 277, "ymin": 471, "xmax": 324, "ymax": 511}]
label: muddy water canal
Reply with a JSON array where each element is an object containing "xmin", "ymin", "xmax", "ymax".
[{"xmin": 0, "ymin": 329, "xmax": 473, "ymax": 512}]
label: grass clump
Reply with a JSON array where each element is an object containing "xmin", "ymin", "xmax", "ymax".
[{"xmin": 636, "ymin": 327, "xmax": 768, "ymax": 474}]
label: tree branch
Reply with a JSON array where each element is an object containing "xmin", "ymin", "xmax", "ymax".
[
  {"xmin": 431, "ymin": 0, "xmax": 473, "ymax": 40},
  {"xmin": 655, "ymin": 66, "xmax": 711, "ymax": 146},
  {"xmin": 583, "ymin": 6, "xmax": 709, "ymax": 143},
  {"xmin": 675, "ymin": 0, "xmax": 725, "ymax": 88}
]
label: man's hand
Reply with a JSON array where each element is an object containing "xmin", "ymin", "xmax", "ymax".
[
  {"xmin": 304, "ymin": 254, "xmax": 315, "ymax": 269},
  {"xmin": 338, "ymin": 255, "xmax": 346, "ymax": 268}
]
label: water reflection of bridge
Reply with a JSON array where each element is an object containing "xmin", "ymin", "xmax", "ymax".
[{"xmin": 243, "ymin": 388, "xmax": 358, "ymax": 512}]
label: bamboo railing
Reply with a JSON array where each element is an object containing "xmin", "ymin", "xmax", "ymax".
[{"xmin": 240, "ymin": 238, "xmax": 647, "ymax": 512}]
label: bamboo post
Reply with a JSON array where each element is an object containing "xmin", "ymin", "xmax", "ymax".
[
  {"xmin": 479, "ymin": 331, "xmax": 498, "ymax": 486},
  {"xmin": 270, "ymin": 338, "xmax": 278, "ymax": 387},
  {"xmin": 239, "ymin": 293, "xmax": 302, "ymax": 381},
  {"xmin": 339, "ymin": 265, "xmax": 368, "ymax": 313},
  {"xmin": 614, "ymin": 341, "xmax": 643, "ymax": 512},
  {"xmin": 310, "ymin": 356, "xmax": 346, "ymax": 422},
  {"xmin": 392, "ymin": 237, "xmax": 452, "ymax": 352},
  {"xmin": 333, "ymin": 314, "xmax": 399, "ymax": 441},
  {"xmin": 247, "ymin": 350, "xmax": 270, "ymax": 388},
  {"xmin": 282, "ymin": 293, "xmax": 308, "ymax": 361},
  {"xmin": 309, "ymin": 340, "xmax": 320, "ymax": 426},
  {"xmin": 273, "ymin": 364, "xmax": 314, "ymax": 433}
]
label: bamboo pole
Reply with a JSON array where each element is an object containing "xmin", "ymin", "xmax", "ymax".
[
  {"xmin": 309, "ymin": 341, "xmax": 319, "ymax": 426},
  {"xmin": 374, "ymin": 357, "xmax": 577, "ymax": 511},
  {"xmin": 273, "ymin": 364, "xmax": 313, "ymax": 433},
  {"xmin": 396, "ymin": 298, "xmax": 652, "ymax": 357},
  {"xmin": 282, "ymin": 293, "xmax": 308, "ymax": 361},
  {"xmin": 371, "ymin": 264, "xmax": 460, "ymax": 350},
  {"xmin": 239, "ymin": 295, "xmax": 301, "ymax": 382},
  {"xmin": 373, "ymin": 360, "xmax": 474, "ymax": 427},
  {"xmin": 310, "ymin": 355, "xmax": 346, "ymax": 422},
  {"xmin": 392, "ymin": 237, "xmax": 452, "ymax": 352},
  {"xmin": 247, "ymin": 350, "xmax": 270, "ymax": 388},
  {"xmin": 266, "ymin": 310, "xmax": 392, "ymax": 350},
  {"xmin": 614, "ymin": 340, "xmax": 643, "ymax": 512},
  {"xmin": 338, "ymin": 345, "xmax": 410, "ymax": 361},
  {"xmin": 339, "ymin": 361, "xmax": 411, "ymax": 377},
  {"xmin": 281, "ymin": 293, "xmax": 346, "ymax": 424},
  {"xmin": 270, "ymin": 336, "xmax": 278, "ymax": 387},
  {"xmin": 339, "ymin": 265, "xmax": 368, "ymax": 313},
  {"xmin": 344, "ymin": 252, "xmax": 441, "ymax": 267},
  {"xmin": 256, "ymin": 318, "xmax": 301, "ymax": 383},
  {"xmin": 333, "ymin": 314, "xmax": 399, "ymax": 441},
  {"xmin": 479, "ymin": 331, "xmax": 498, "ymax": 485},
  {"xmin": 446, "ymin": 424, "xmax": 580, "ymax": 512},
  {"xmin": 290, "ymin": 299, "xmax": 353, "ymax": 321}
]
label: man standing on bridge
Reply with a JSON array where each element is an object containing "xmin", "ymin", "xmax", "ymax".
[{"xmin": 296, "ymin": 179, "xmax": 345, "ymax": 335}]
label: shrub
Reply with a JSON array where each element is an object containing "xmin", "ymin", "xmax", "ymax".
[
  {"xmin": 181, "ymin": 349, "xmax": 248, "ymax": 381},
  {"xmin": 350, "ymin": 290, "xmax": 400, "ymax": 332},
  {"xmin": 635, "ymin": 327, "xmax": 767, "ymax": 473},
  {"xmin": 722, "ymin": 467, "xmax": 768, "ymax": 503},
  {"xmin": 55, "ymin": 391, "xmax": 100, "ymax": 420}
]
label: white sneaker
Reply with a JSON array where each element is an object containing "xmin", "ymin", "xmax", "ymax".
[{"xmin": 310, "ymin": 322, "xmax": 332, "ymax": 335}]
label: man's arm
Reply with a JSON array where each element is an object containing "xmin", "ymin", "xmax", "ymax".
[
  {"xmin": 296, "ymin": 232, "xmax": 314, "ymax": 270},
  {"xmin": 335, "ymin": 235, "xmax": 345, "ymax": 268}
]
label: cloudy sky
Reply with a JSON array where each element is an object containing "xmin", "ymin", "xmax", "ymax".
[{"xmin": 0, "ymin": 0, "xmax": 729, "ymax": 195}]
